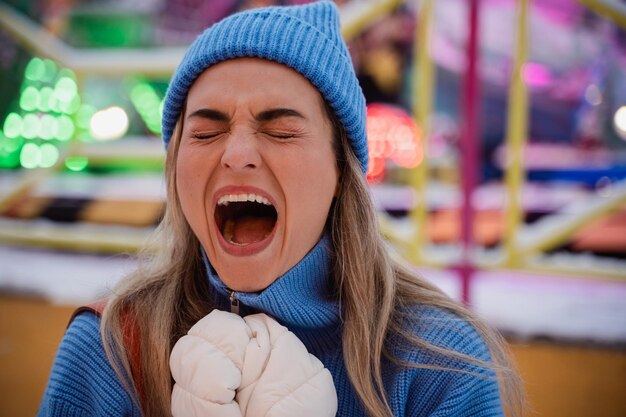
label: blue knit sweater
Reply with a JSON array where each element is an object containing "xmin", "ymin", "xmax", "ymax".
[{"xmin": 38, "ymin": 236, "xmax": 504, "ymax": 416}]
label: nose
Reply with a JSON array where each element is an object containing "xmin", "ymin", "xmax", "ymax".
[{"xmin": 220, "ymin": 129, "xmax": 261, "ymax": 171}]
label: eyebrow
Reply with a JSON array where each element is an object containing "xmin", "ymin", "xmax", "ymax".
[
  {"xmin": 186, "ymin": 108, "xmax": 230, "ymax": 121},
  {"xmin": 255, "ymin": 108, "xmax": 306, "ymax": 122},
  {"xmin": 187, "ymin": 107, "xmax": 306, "ymax": 123},
  {"xmin": 186, "ymin": 107, "xmax": 306, "ymax": 123}
]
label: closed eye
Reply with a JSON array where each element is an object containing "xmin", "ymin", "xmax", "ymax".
[
  {"xmin": 261, "ymin": 129, "xmax": 302, "ymax": 140},
  {"xmin": 192, "ymin": 131, "xmax": 226, "ymax": 140},
  {"xmin": 266, "ymin": 132, "xmax": 296, "ymax": 139}
]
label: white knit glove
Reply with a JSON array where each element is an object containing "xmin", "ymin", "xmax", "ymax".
[{"xmin": 169, "ymin": 309, "xmax": 337, "ymax": 417}]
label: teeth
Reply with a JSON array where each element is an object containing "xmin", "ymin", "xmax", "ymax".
[{"xmin": 217, "ymin": 193, "xmax": 272, "ymax": 206}]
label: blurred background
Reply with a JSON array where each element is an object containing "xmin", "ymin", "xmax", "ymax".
[{"xmin": 0, "ymin": 0, "xmax": 625, "ymax": 415}]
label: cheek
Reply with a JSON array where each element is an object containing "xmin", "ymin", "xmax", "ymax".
[
  {"xmin": 289, "ymin": 156, "xmax": 338, "ymax": 227},
  {"xmin": 175, "ymin": 146, "xmax": 208, "ymax": 227}
]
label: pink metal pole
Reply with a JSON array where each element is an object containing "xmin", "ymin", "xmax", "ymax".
[{"xmin": 459, "ymin": 0, "xmax": 480, "ymax": 306}]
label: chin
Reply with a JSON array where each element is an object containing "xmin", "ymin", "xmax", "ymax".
[{"xmin": 212, "ymin": 252, "xmax": 283, "ymax": 292}]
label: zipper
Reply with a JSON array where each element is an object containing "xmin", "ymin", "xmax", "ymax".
[{"xmin": 229, "ymin": 290, "xmax": 240, "ymax": 315}]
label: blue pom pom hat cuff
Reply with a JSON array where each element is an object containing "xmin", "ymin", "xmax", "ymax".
[{"xmin": 161, "ymin": 1, "xmax": 368, "ymax": 173}]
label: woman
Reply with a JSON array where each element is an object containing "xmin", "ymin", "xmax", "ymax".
[{"xmin": 39, "ymin": 2, "xmax": 523, "ymax": 417}]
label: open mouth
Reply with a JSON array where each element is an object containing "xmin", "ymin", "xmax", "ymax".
[{"xmin": 215, "ymin": 193, "xmax": 278, "ymax": 247}]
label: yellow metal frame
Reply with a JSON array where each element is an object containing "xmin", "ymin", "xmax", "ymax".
[
  {"xmin": 577, "ymin": 0, "xmax": 626, "ymax": 28},
  {"xmin": 340, "ymin": 0, "xmax": 404, "ymax": 41},
  {"xmin": 408, "ymin": 0, "xmax": 436, "ymax": 266},
  {"xmin": 0, "ymin": 2, "xmax": 184, "ymax": 77},
  {"xmin": 1, "ymin": 0, "xmax": 625, "ymax": 280},
  {"xmin": 0, "ymin": 0, "xmax": 402, "ymax": 77},
  {"xmin": 383, "ymin": 0, "xmax": 626, "ymax": 280},
  {"xmin": 503, "ymin": 0, "xmax": 529, "ymax": 268},
  {"xmin": 0, "ymin": 0, "xmax": 402, "ymax": 253},
  {"xmin": 0, "ymin": 218, "xmax": 151, "ymax": 253}
]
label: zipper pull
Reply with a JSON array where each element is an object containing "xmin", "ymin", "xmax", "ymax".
[{"xmin": 229, "ymin": 290, "xmax": 240, "ymax": 315}]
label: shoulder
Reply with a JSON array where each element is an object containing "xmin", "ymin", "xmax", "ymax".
[
  {"xmin": 38, "ymin": 311, "xmax": 139, "ymax": 417},
  {"xmin": 60, "ymin": 310, "xmax": 103, "ymax": 353},
  {"xmin": 391, "ymin": 304, "xmax": 493, "ymax": 364},
  {"xmin": 387, "ymin": 305, "xmax": 505, "ymax": 416}
]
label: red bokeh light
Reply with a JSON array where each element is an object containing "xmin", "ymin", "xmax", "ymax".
[{"xmin": 366, "ymin": 103, "xmax": 423, "ymax": 183}]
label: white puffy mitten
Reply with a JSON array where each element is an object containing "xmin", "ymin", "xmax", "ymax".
[{"xmin": 169, "ymin": 310, "xmax": 337, "ymax": 417}]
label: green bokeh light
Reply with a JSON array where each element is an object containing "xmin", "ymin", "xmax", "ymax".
[
  {"xmin": 76, "ymin": 104, "xmax": 96, "ymax": 129},
  {"xmin": 20, "ymin": 87, "xmax": 39, "ymax": 112},
  {"xmin": 65, "ymin": 155, "xmax": 88, "ymax": 171},
  {"xmin": 56, "ymin": 115, "xmax": 75, "ymax": 141},
  {"xmin": 21, "ymin": 113, "xmax": 40, "ymax": 139},
  {"xmin": 39, "ymin": 115, "xmax": 58, "ymax": 140},
  {"xmin": 39, "ymin": 143, "xmax": 60, "ymax": 168},
  {"xmin": 25, "ymin": 58, "xmax": 45, "ymax": 81},
  {"xmin": 20, "ymin": 143, "xmax": 41, "ymax": 169},
  {"xmin": 130, "ymin": 82, "xmax": 163, "ymax": 134},
  {"xmin": 3, "ymin": 113, "xmax": 23, "ymax": 138},
  {"xmin": 147, "ymin": 121, "xmax": 161, "ymax": 133},
  {"xmin": 48, "ymin": 93, "xmax": 60, "ymax": 113},
  {"xmin": 59, "ymin": 94, "xmax": 81, "ymax": 115},
  {"xmin": 130, "ymin": 84, "xmax": 152, "ymax": 108},
  {"xmin": 0, "ymin": 132, "xmax": 22, "ymax": 169},
  {"xmin": 38, "ymin": 87, "xmax": 53, "ymax": 112},
  {"xmin": 77, "ymin": 131, "xmax": 91, "ymax": 142},
  {"xmin": 58, "ymin": 68, "xmax": 77, "ymax": 81},
  {"xmin": 54, "ymin": 77, "xmax": 78, "ymax": 103},
  {"xmin": 42, "ymin": 59, "xmax": 58, "ymax": 83},
  {"xmin": 0, "ymin": 152, "xmax": 20, "ymax": 168},
  {"xmin": 2, "ymin": 136, "xmax": 24, "ymax": 153},
  {"xmin": 68, "ymin": 95, "xmax": 81, "ymax": 114}
]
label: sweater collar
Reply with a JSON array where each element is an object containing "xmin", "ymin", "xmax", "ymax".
[{"xmin": 202, "ymin": 235, "xmax": 340, "ymax": 329}]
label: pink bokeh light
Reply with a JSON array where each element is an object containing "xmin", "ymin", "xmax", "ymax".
[{"xmin": 522, "ymin": 62, "xmax": 553, "ymax": 87}]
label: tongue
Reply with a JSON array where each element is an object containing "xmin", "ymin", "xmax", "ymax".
[{"xmin": 224, "ymin": 216, "xmax": 274, "ymax": 245}]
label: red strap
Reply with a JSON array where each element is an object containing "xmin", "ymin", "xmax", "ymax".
[
  {"xmin": 68, "ymin": 299, "xmax": 108, "ymax": 325},
  {"xmin": 69, "ymin": 300, "xmax": 144, "ymax": 407}
]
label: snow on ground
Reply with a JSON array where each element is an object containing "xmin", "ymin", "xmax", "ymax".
[
  {"xmin": 417, "ymin": 266, "xmax": 626, "ymax": 344},
  {"xmin": 0, "ymin": 245, "xmax": 135, "ymax": 305},
  {"xmin": 472, "ymin": 270, "xmax": 626, "ymax": 344}
]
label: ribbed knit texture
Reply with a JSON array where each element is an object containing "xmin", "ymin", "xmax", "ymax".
[
  {"xmin": 38, "ymin": 314, "xmax": 141, "ymax": 417},
  {"xmin": 39, "ymin": 236, "xmax": 504, "ymax": 416},
  {"xmin": 161, "ymin": 1, "xmax": 369, "ymax": 173}
]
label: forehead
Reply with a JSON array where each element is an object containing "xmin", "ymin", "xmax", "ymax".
[{"xmin": 186, "ymin": 58, "xmax": 325, "ymax": 111}]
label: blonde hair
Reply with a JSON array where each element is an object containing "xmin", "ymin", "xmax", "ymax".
[
  {"xmin": 330, "ymin": 114, "xmax": 524, "ymax": 416},
  {"xmin": 101, "ymin": 105, "xmax": 524, "ymax": 417}
]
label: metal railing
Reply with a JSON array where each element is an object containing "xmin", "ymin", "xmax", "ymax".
[{"xmin": 1, "ymin": 0, "xmax": 625, "ymax": 284}]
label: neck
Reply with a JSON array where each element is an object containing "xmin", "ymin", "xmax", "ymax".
[{"xmin": 202, "ymin": 234, "xmax": 340, "ymax": 330}]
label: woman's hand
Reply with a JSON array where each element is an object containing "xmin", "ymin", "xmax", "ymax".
[{"xmin": 169, "ymin": 310, "xmax": 337, "ymax": 417}]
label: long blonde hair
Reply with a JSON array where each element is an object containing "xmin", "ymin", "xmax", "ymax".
[{"xmin": 101, "ymin": 104, "xmax": 524, "ymax": 417}]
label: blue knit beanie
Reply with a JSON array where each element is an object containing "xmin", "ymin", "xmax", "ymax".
[{"xmin": 161, "ymin": 1, "xmax": 368, "ymax": 173}]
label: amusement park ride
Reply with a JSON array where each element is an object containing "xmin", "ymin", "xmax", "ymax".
[{"xmin": 0, "ymin": 0, "xmax": 625, "ymax": 311}]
